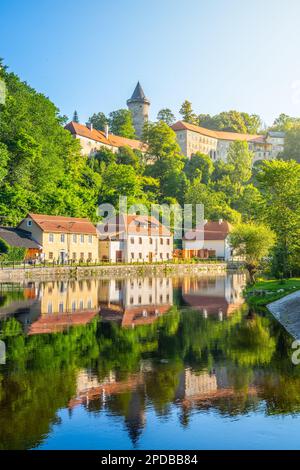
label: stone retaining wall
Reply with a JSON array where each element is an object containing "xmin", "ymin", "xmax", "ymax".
[{"xmin": 0, "ymin": 263, "xmax": 230, "ymax": 282}]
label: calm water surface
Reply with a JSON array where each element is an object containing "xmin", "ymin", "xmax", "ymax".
[{"xmin": 0, "ymin": 273, "xmax": 299, "ymax": 450}]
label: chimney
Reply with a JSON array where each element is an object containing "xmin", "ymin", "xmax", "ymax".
[
  {"xmin": 86, "ymin": 122, "xmax": 93, "ymax": 131},
  {"xmin": 219, "ymin": 218, "xmax": 223, "ymax": 225},
  {"xmin": 104, "ymin": 124, "xmax": 109, "ymax": 139}
]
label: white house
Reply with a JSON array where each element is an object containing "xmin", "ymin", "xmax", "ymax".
[
  {"xmin": 98, "ymin": 214, "xmax": 173, "ymax": 263},
  {"xmin": 183, "ymin": 220, "xmax": 232, "ymax": 261}
]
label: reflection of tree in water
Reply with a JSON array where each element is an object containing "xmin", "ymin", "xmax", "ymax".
[{"xmin": 0, "ymin": 304, "xmax": 300, "ymax": 449}]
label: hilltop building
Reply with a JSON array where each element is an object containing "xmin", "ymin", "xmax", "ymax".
[
  {"xmin": 171, "ymin": 121, "xmax": 285, "ymax": 161},
  {"xmin": 127, "ymin": 82, "xmax": 150, "ymax": 138},
  {"xmin": 65, "ymin": 121, "xmax": 146, "ymax": 157}
]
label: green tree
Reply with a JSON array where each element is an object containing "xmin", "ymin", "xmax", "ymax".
[
  {"xmin": 184, "ymin": 152, "xmax": 214, "ymax": 184},
  {"xmin": 256, "ymin": 160, "xmax": 300, "ymax": 277},
  {"xmin": 230, "ymin": 223, "xmax": 276, "ymax": 283},
  {"xmin": 100, "ymin": 163, "xmax": 143, "ymax": 206},
  {"xmin": 109, "ymin": 109, "xmax": 136, "ymax": 139},
  {"xmin": 281, "ymin": 124, "xmax": 300, "ymax": 163},
  {"xmin": 117, "ymin": 146, "xmax": 141, "ymax": 169},
  {"xmin": 179, "ymin": 100, "xmax": 197, "ymax": 124},
  {"xmin": 142, "ymin": 121, "xmax": 181, "ymax": 162},
  {"xmin": 226, "ymin": 141, "xmax": 253, "ymax": 183},
  {"xmin": 157, "ymin": 108, "xmax": 176, "ymax": 126},
  {"xmin": 88, "ymin": 112, "xmax": 108, "ymax": 131}
]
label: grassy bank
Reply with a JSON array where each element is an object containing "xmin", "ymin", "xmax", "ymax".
[{"xmin": 246, "ymin": 278, "xmax": 300, "ymax": 307}]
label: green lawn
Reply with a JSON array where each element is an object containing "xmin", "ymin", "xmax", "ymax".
[{"xmin": 246, "ymin": 278, "xmax": 300, "ymax": 307}]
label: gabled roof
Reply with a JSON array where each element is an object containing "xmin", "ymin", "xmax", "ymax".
[
  {"xmin": 22, "ymin": 213, "xmax": 97, "ymax": 235},
  {"xmin": 98, "ymin": 214, "xmax": 171, "ymax": 239},
  {"xmin": 65, "ymin": 121, "xmax": 147, "ymax": 152},
  {"xmin": 0, "ymin": 227, "xmax": 41, "ymax": 249},
  {"xmin": 172, "ymin": 121, "xmax": 265, "ymax": 143},
  {"xmin": 184, "ymin": 220, "xmax": 232, "ymax": 241},
  {"xmin": 127, "ymin": 81, "xmax": 150, "ymax": 104}
]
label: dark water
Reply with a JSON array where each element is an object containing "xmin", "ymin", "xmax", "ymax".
[{"xmin": 0, "ymin": 273, "xmax": 299, "ymax": 450}]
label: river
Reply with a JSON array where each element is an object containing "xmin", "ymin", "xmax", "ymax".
[{"xmin": 0, "ymin": 272, "xmax": 299, "ymax": 450}]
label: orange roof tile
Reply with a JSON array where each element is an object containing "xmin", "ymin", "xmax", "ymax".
[
  {"xmin": 23, "ymin": 213, "xmax": 97, "ymax": 235},
  {"xmin": 184, "ymin": 220, "xmax": 232, "ymax": 241},
  {"xmin": 172, "ymin": 121, "xmax": 265, "ymax": 143},
  {"xmin": 65, "ymin": 121, "xmax": 147, "ymax": 152},
  {"xmin": 98, "ymin": 214, "xmax": 171, "ymax": 239}
]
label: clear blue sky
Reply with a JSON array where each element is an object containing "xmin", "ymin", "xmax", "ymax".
[{"xmin": 1, "ymin": 0, "xmax": 300, "ymax": 126}]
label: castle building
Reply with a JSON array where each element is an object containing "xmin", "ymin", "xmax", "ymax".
[
  {"xmin": 171, "ymin": 121, "xmax": 285, "ymax": 162},
  {"xmin": 65, "ymin": 121, "xmax": 146, "ymax": 157},
  {"xmin": 127, "ymin": 82, "xmax": 150, "ymax": 138}
]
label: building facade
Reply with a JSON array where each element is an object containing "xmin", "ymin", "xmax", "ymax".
[
  {"xmin": 98, "ymin": 214, "xmax": 173, "ymax": 263},
  {"xmin": 127, "ymin": 82, "xmax": 150, "ymax": 138},
  {"xmin": 65, "ymin": 121, "xmax": 146, "ymax": 157},
  {"xmin": 183, "ymin": 220, "xmax": 233, "ymax": 261},
  {"xmin": 172, "ymin": 121, "xmax": 285, "ymax": 162},
  {"xmin": 18, "ymin": 213, "xmax": 98, "ymax": 262}
]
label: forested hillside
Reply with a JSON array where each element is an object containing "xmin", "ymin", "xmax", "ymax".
[{"xmin": 0, "ymin": 62, "xmax": 299, "ymax": 276}]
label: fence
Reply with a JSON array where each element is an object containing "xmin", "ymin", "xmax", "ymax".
[{"xmin": 0, "ymin": 257, "xmax": 229, "ymax": 270}]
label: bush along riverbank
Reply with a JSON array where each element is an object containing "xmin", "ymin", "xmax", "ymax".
[{"xmin": 245, "ymin": 278, "xmax": 300, "ymax": 307}]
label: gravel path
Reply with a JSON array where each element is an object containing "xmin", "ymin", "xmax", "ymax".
[{"xmin": 268, "ymin": 291, "xmax": 300, "ymax": 339}]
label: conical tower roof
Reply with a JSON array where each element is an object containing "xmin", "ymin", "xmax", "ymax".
[{"xmin": 127, "ymin": 82, "xmax": 150, "ymax": 104}]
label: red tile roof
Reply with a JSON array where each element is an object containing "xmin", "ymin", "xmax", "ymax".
[
  {"xmin": 172, "ymin": 121, "xmax": 265, "ymax": 143},
  {"xmin": 98, "ymin": 214, "xmax": 171, "ymax": 239},
  {"xmin": 184, "ymin": 220, "xmax": 232, "ymax": 241},
  {"xmin": 65, "ymin": 121, "xmax": 147, "ymax": 152},
  {"xmin": 24, "ymin": 213, "xmax": 97, "ymax": 235}
]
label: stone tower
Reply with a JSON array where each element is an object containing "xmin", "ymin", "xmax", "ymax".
[{"xmin": 127, "ymin": 82, "xmax": 150, "ymax": 138}]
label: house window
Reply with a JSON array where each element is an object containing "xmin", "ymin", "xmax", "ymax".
[
  {"xmin": 61, "ymin": 234, "xmax": 65, "ymax": 243},
  {"xmin": 130, "ymin": 297, "xmax": 134, "ymax": 305},
  {"xmin": 149, "ymin": 295, "xmax": 153, "ymax": 303},
  {"xmin": 131, "ymin": 237, "xmax": 134, "ymax": 244},
  {"xmin": 138, "ymin": 296, "xmax": 142, "ymax": 304},
  {"xmin": 167, "ymin": 253, "xmax": 170, "ymax": 259},
  {"xmin": 131, "ymin": 253, "xmax": 134, "ymax": 259},
  {"xmin": 80, "ymin": 234, "xmax": 84, "ymax": 244},
  {"xmin": 72, "ymin": 301, "xmax": 76, "ymax": 312},
  {"xmin": 167, "ymin": 238, "xmax": 170, "ymax": 245},
  {"xmin": 80, "ymin": 252, "xmax": 84, "ymax": 260},
  {"xmin": 139, "ymin": 253, "xmax": 142, "ymax": 259},
  {"xmin": 139, "ymin": 237, "xmax": 142, "ymax": 244},
  {"xmin": 59, "ymin": 302, "xmax": 64, "ymax": 313},
  {"xmin": 160, "ymin": 253, "xmax": 163, "ymax": 259},
  {"xmin": 87, "ymin": 300, "xmax": 92, "ymax": 309},
  {"xmin": 73, "ymin": 234, "xmax": 77, "ymax": 243},
  {"xmin": 160, "ymin": 238, "xmax": 163, "ymax": 245},
  {"xmin": 47, "ymin": 302, "xmax": 53, "ymax": 314},
  {"xmin": 88, "ymin": 252, "xmax": 92, "ymax": 260},
  {"xmin": 149, "ymin": 238, "xmax": 153, "ymax": 245},
  {"xmin": 49, "ymin": 252, "xmax": 53, "ymax": 260},
  {"xmin": 49, "ymin": 233, "xmax": 54, "ymax": 243},
  {"xmin": 79, "ymin": 300, "xmax": 84, "ymax": 310},
  {"xmin": 72, "ymin": 252, "xmax": 76, "ymax": 260},
  {"xmin": 88, "ymin": 235, "xmax": 93, "ymax": 244},
  {"xmin": 27, "ymin": 220, "xmax": 32, "ymax": 227}
]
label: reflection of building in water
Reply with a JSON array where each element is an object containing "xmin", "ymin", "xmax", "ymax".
[
  {"xmin": 181, "ymin": 273, "xmax": 246, "ymax": 318},
  {"xmin": 99, "ymin": 277, "xmax": 173, "ymax": 327},
  {"xmin": 69, "ymin": 369, "xmax": 146, "ymax": 447},
  {"xmin": 28, "ymin": 280, "xmax": 99, "ymax": 335},
  {"xmin": 176, "ymin": 367, "xmax": 258, "ymax": 407},
  {"xmin": 176, "ymin": 369, "xmax": 217, "ymax": 399}
]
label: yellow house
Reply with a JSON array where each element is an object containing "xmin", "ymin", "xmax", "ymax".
[{"xmin": 18, "ymin": 213, "xmax": 98, "ymax": 262}]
